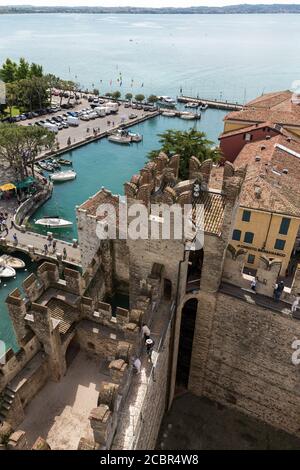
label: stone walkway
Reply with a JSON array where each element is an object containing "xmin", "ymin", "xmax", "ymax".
[{"xmin": 19, "ymin": 352, "xmax": 109, "ymax": 450}]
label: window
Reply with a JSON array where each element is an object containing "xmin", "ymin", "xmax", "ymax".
[
  {"xmin": 244, "ymin": 133, "xmax": 252, "ymax": 142},
  {"xmin": 274, "ymin": 239, "xmax": 286, "ymax": 251},
  {"xmin": 244, "ymin": 232, "xmax": 254, "ymax": 244},
  {"xmin": 279, "ymin": 217, "xmax": 291, "ymax": 235},
  {"xmin": 232, "ymin": 229, "xmax": 241, "ymax": 241},
  {"xmin": 242, "ymin": 210, "xmax": 251, "ymax": 222},
  {"xmin": 247, "ymin": 254, "xmax": 255, "ymax": 264}
]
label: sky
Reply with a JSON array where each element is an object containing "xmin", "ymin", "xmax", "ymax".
[{"xmin": 0, "ymin": 0, "xmax": 300, "ymax": 7}]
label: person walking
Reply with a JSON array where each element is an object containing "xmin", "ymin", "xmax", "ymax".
[
  {"xmin": 63, "ymin": 247, "xmax": 67, "ymax": 259},
  {"xmin": 142, "ymin": 323, "xmax": 151, "ymax": 342},
  {"xmin": 133, "ymin": 357, "xmax": 141, "ymax": 374},
  {"xmin": 52, "ymin": 240, "xmax": 57, "ymax": 253},
  {"xmin": 13, "ymin": 233, "xmax": 18, "ymax": 245},
  {"xmin": 250, "ymin": 278, "xmax": 257, "ymax": 292},
  {"xmin": 291, "ymin": 296, "xmax": 300, "ymax": 313},
  {"xmin": 146, "ymin": 338, "xmax": 155, "ymax": 361},
  {"xmin": 44, "ymin": 244, "xmax": 48, "ymax": 254},
  {"xmin": 274, "ymin": 281, "xmax": 284, "ymax": 302}
]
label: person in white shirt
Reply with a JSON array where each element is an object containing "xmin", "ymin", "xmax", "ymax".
[
  {"xmin": 133, "ymin": 357, "xmax": 141, "ymax": 374},
  {"xmin": 291, "ymin": 296, "xmax": 300, "ymax": 313},
  {"xmin": 142, "ymin": 324, "xmax": 151, "ymax": 341}
]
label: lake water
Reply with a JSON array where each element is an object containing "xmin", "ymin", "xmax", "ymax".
[{"xmin": 1, "ymin": 13, "xmax": 300, "ymax": 351}]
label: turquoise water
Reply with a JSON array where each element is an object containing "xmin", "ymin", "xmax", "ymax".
[
  {"xmin": 1, "ymin": 12, "xmax": 300, "ymax": 350},
  {"xmin": 0, "ymin": 14, "xmax": 300, "ymax": 102},
  {"xmin": 31, "ymin": 112, "xmax": 225, "ymax": 241}
]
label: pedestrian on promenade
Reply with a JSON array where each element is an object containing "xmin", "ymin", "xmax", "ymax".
[
  {"xmin": 63, "ymin": 247, "xmax": 67, "ymax": 259},
  {"xmin": 3, "ymin": 224, "xmax": 8, "ymax": 237},
  {"xmin": 142, "ymin": 324, "xmax": 151, "ymax": 342},
  {"xmin": 273, "ymin": 281, "xmax": 284, "ymax": 302},
  {"xmin": 13, "ymin": 233, "xmax": 18, "ymax": 245},
  {"xmin": 52, "ymin": 240, "xmax": 57, "ymax": 253},
  {"xmin": 133, "ymin": 357, "xmax": 141, "ymax": 374},
  {"xmin": 291, "ymin": 296, "xmax": 300, "ymax": 313},
  {"xmin": 44, "ymin": 244, "xmax": 48, "ymax": 254},
  {"xmin": 250, "ymin": 278, "xmax": 257, "ymax": 292},
  {"xmin": 146, "ymin": 338, "xmax": 155, "ymax": 361}
]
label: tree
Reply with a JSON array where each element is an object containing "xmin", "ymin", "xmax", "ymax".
[
  {"xmin": 15, "ymin": 58, "xmax": 30, "ymax": 81},
  {"xmin": 93, "ymin": 88, "xmax": 99, "ymax": 96},
  {"xmin": 135, "ymin": 94, "xmax": 145, "ymax": 103},
  {"xmin": 148, "ymin": 94, "xmax": 158, "ymax": 104},
  {"xmin": 112, "ymin": 91, "xmax": 121, "ymax": 100},
  {"xmin": 0, "ymin": 124, "xmax": 55, "ymax": 180},
  {"xmin": 29, "ymin": 62, "xmax": 43, "ymax": 78},
  {"xmin": 125, "ymin": 93, "xmax": 133, "ymax": 101},
  {"xmin": 0, "ymin": 58, "xmax": 17, "ymax": 83},
  {"xmin": 147, "ymin": 129, "xmax": 220, "ymax": 180},
  {"xmin": 105, "ymin": 92, "xmax": 112, "ymax": 97}
]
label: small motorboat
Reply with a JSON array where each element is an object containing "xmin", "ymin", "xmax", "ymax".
[
  {"xmin": 57, "ymin": 159, "xmax": 72, "ymax": 166},
  {"xmin": 128, "ymin": 131, "xmax": 143, "ymax": 143},
  {"xmin": 38, "ymin": 161, "xmax": 54, "ymax": 172},
  {"xmin": 185, "ymin": 102, "xmax": 199, "ymax": 109},
  {"xmin": 158, "ymin": 96, "xmax": 176, "ymax": 108},
  {"xmin": 35, "ymin": 217, "xmax": 73, "ymax": 228},
  {"xmin": 50, "ymin": 170, "xmax": 77, "ymax": 182},
  {"xmin": 45, "ymin": 159, "xmax": 61, "ymax": 170},
  {"xmin": 0, "ymin": 255, "xmax": 25, "ymax": 269},
  {"xmin": 0, "ymin": 265, "xmax": 16, "ymax": 278},
  {"xmin": 180, "ymin": 112, "xmax": 201, "ymax": 120},
  {"xmin": 162, "ymin": 111, "xmax": 176, "ymax": 117},
  {"xmin": 200, "ymin": 103, "xmax": 208, "ymax": 111}
]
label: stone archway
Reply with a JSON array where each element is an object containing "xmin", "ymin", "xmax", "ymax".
[{"xmin": 175, "ymin": 298, "xmax": 198, "ymax": 388}]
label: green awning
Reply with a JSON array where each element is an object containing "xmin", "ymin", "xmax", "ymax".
[{"xmin": 15, "ymin": 177, "xmax": 36, "ymax": 190}]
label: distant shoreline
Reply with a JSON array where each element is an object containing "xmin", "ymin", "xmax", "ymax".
[{"xmin": 1, "ymin": 5, "xmax": 300, "ymax": 15}]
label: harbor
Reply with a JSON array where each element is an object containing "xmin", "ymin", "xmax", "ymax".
[{"xmin": 177, "ymin": 95, "xmax": 244, "ymax": 111}]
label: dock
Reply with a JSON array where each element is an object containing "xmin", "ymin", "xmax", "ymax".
[{"xmin": 177, "ymin": 95, "xmax": 243, "ymax": 111}]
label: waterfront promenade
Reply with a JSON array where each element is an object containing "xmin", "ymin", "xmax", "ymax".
[{"xmin": 19, "ymin": 98, "xmax": 160, "ymax": 160}]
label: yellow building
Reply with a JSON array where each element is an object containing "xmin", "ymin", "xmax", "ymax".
[
  {"xmin": 223, "ymin": 90, "xmax": 300, "ymax": 138},
  {"xmin": 230, "ymin": 133, "xmax": 300, "ymax": 275}
]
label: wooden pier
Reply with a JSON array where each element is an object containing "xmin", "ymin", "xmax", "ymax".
[{"xmin": 177, "ymin": 95, "xmax": 243, "ymax": 111}]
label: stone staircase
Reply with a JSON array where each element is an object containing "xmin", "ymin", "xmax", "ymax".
[{"xmin": 0, "ymin": 386, "xmax": 16, "ymax": 423}]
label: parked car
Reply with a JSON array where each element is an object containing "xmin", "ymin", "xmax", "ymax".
[{"xmin": 124, "ymin": 101, "xmax": 131, "ymax": 108}]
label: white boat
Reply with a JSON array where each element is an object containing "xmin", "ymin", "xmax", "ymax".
[
  {"xmin": 162, "ymin": 111, "xmax": 176, "ymax": 117},
  {"xmin": 128, "ymin": 131, "xmax": 143, "ymax": 143},
  {"xmin": 50, "ymin": 170, "xmax": 77, "ymax": 182},
  {"xmin": 0, "ymin": 255, "xmax": 25, "ymax": 269},
  {"xmin": 185, "ymin": 102, "xmax": 199, "ymax": 109},
  {"xmin": 35, "ymin": 217, "xmax": 73, "ymax": 228},
  {"xmin": 0, "ymin": 265, "xmax": 16, "ymax": 278},
  {"xmin": 158, "ymin": 96, "xmax": 176, "ymax": 107},
  {"xmin": 200, "ymin": 103, "xmax": 208, "ymax": 111},
  {"xmin": 108, "ymin": 129, "xmax": 142, "ymax": 144},
  {"xmin": 180, "ymin": 112, "xmax": 201, "ymax": 120}
]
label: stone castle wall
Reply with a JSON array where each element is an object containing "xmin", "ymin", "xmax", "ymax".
[{"xmin": 190, "ymin": 291, "xmax": 300, "ymax": 437}]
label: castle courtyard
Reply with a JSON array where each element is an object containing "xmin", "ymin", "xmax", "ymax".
[{"xmin": 18, "ymin": 352, "xmax": 108, "ymax": 450}]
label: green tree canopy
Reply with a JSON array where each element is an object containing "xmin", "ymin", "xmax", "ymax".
[
  {"xmin": 135, "ymin": 94, "xmax": 145, "ymax": 102},
  {"xmin": 147, "ymin": 128, "xmax": 220, "ymax": 180},
  {"xmin": 112, "ymin": 91, "xmax": 121, "ymax": 100},
  {"xmin": 148, "ymin": 94, "xmax": 158, "ymax": 103},
  {"xmin": 125, "ymin": 93, "xmax": 133, "ymax": 101},
  {"xmin": 0, "ymin": 124, "xmax": 55, "ymax": 180}
]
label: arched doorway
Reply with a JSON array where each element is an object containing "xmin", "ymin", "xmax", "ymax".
[
  {"xmin": 65, "ymin": 334, "xmax": 80, "ymax": 368},
  {"xmin": 176, "ymin": 298, "xmax": 198, "ymax": 388},
  {"xmin": 186, "ymin": 249, "xmax": 204, "ymax": 292}
]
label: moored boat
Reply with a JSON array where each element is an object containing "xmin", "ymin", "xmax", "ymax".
[
  {"xmin": 0, "ymin": 265, "xmax": 16, "ymax": 278},
  {"xmin": 0, "ymin": 255, "xmax": 25, "ymax": 269},
  {"xmin": 57, "ymin": 159, "xmax": 72, "ymax": 166},
  {"xmin": 128, "ymin": 131, "xmax": 143, "ymax": 143},
  {"xmin": 35, "ymin": 217, "xmax": 73, "ymax": 228},
  {"xmin": 180, "ymin": 112, "xmax": 201, "ymax": 120},
  {"xmin": 50, "ymin": 170, "xmax": 77, "ymax": 182},
  {"xmin": 162, "ymin": 111, "xmax": 176, "ymax": 117},
  {"xmin": 108, "ymin": 129, "xmax": 142, "ymax": 144},
  {"xmin": 200, "ymin": 103, "xmax": 208, "ymax": 110},
  {"xmin": 185, "ymin": 102, "xmax": 199, "ymax": 109},
  {"xmin": 157, "ymin": 96, "xmax": 176, "ymax": 108}
]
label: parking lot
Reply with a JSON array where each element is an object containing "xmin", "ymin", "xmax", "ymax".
[{"xmin": 15, "ymin": 96, "xmax": 159, "ymax": 156}]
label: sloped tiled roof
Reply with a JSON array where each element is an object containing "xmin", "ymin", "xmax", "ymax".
[
  {"xmin": 193, "ymin": 191, "xmax": 226, "ymax": 236},
  {"xmin": 47, "ymin": 298, "xmax": 78, "ymax": 335},
  {"xmin": 234, "ymin": 135, "xmax": 300, "ymax": 217}
]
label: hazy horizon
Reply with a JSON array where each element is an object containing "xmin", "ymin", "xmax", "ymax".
[{"xmin": 1, "ymin": 0, "xmax": 300, "ymax": 8}]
